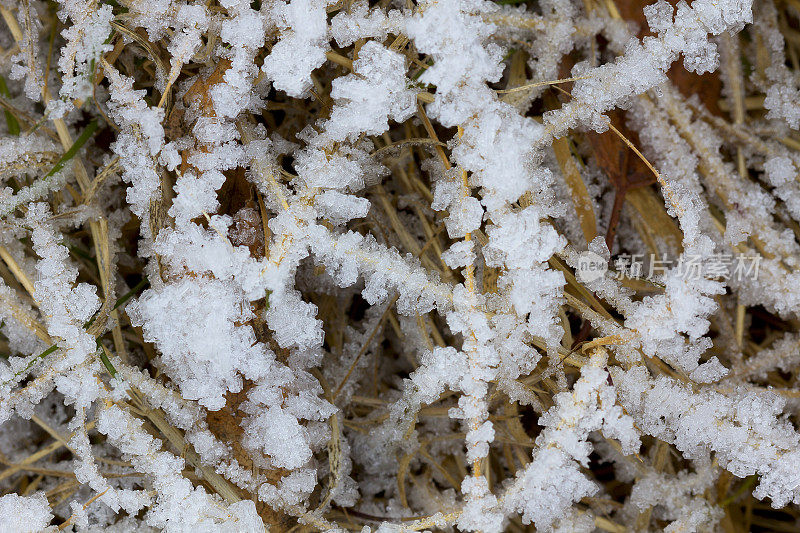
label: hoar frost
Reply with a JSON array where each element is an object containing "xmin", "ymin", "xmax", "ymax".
[{"xmin": 6, "ymin": 0, "xmax": 800, "ymax": 531}]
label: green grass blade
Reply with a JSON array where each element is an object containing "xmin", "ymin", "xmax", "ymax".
[
  {"xmin": 0, "ymin": 75, "xmax": 20, "ymax": 136},
  {"xmin": 46, "ymin": 119, "xmax": 99, "ymax": 178}
]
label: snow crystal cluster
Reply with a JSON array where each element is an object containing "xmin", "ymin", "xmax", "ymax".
[{"xmin": 4, "ymin": 0, "xmax": 800, "ymax": 530}]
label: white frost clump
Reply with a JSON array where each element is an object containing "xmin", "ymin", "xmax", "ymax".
[
  {"xmin": 262, "ymin": 0, "xmax": 333, "ymax": 96},
  {"xmin": 754, "ymin": 0, "xmax": 800, "ymax": 128},
  {"xmin": 27, "ymin": 203, "xmax": 101, "ymax": 380},
  {"xmin": 502, "ymin": 350, "xmax": 639, "ymax": 531},
  {"xmin": 616, "ymin": 366, "xmax": 800, "ymax": 507},
  {"xmin": 0, "ymin": 492, "xmax": 54, "ymax": 533},
  {"xmin": 55, "ymin": 0, "xmax": 114, "ymax": 105},
  {"xmin": 129, "ymin": 276, "xmax": 270, "ymax": 409},
  {"xmin": 629, "ymin": 463, "xmax": 724, "ymax": 533},
  {"xmin": 325, "ymin": 41, "xmax": 416, "ymax": 142}
]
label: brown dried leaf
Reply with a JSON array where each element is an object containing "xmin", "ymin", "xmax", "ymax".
[{"xmin": 584, "ymin": 111, "xmax": 655, "ymax": 248}]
